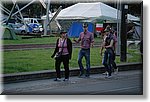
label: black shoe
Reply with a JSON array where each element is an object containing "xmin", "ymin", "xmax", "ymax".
[
  {"xmin": 54, "ymin": 78, "xmax": 61, "ymax": 81},
  {"xmin": 85, "ymin": 70, "xmax": 90, "ymax": 78},
  {"xmin": 78, "ymin": 73, "xmax": 85, "ymax": 78},
  {"xmin": 85, "ymin": 74, "xmax": 90, "ymax": 78}
]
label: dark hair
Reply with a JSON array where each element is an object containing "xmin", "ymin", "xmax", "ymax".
[
  {"xmin": 83, "ymin": 23, "xmax": 88, "ymax": 27},
  {"xmin": 60, "ymin": 29, "xmax": 67, "ymax": 34}
]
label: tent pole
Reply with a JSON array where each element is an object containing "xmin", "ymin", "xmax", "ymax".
[
  {"xmin": 12, "ymin": 0, "xmax": 29, "ymax": 33},
  {"xmin": 47, "ymin": 6, "xmax": 62, "ymax": 26},
  {"xmin": 6, "ymin": 3, "xmax": 16, "ymax": 25},
  {"xmin": 39, "ymin": 0, "xmax": 62, "ymax": 31},
  {"xmin": 2, "ymin": 0, "xmax": 36, "ymax": 23},
  {"xmin": 0, "ymin": 4, "xmax": 21, "ymax": 22},
  {"xmin": 12, "ymin": 0, "xmax": 36, "ymax": 17}
]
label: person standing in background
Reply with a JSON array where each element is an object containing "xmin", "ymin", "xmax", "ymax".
[
  {"xmin": 100, "ymin": 28, "xmax": 114, "ymax": 78},
  {"xmin": 111, "ymin": 29, "xmax": 118, "ymax": 74},
  {"xmin": 101, "ymin": 27, "xmax": 118, "ymax": 76}
]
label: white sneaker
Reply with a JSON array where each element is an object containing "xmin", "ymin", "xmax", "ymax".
[
  {"xmin": 114, "ymin": 68, "xmax": 118, "ymax": 74},
  {"xmin": 102, "ymin": 71, "xmax": 108, "ymax": 75},
  {"xmin": 54, "ymin": 78, "xmax": 61, "ymax": 81},
  {"xmin": 63, "ymin": 78, "xmax": 69, "ymax": 81},
  {"xmin": 105, "ymin": 75, "xmax": 112, "ymax": 79}
]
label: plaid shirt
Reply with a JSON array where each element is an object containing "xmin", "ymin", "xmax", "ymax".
[{"xmin": 78, "ymin": 31, "xmax": 94, "ymax": 49}]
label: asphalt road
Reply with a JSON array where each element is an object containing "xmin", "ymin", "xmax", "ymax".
[{"xmin": 2, "ymin": 70, "xmax": 143, "ymax": 95}]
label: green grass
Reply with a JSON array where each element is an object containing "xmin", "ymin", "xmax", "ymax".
[
  {"xmin": 3, "ymin": 49, "xmax": 54, "ymax": 73},
  {"xmin": 3, "ymin": 48, "xmax": 142, "ymax": 74},
  {"xmin": 127, "ymin": 49, "xmax": 142, "ymax": 63},
  {"xmin": 2, "ymin": 37, "xmax": 59, "ymax": 45},
  {"xmin": 3, "ymin": 48, "xmax": 101, "ymax": 74},
  {"xmin": 2, "ymin": 37, "xmax": 102, "ymax": 45}
]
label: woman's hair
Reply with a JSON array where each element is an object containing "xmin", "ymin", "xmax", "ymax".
[{"xmin": 60, "ymin": 29, "xmax": 67, "ymax": 34}]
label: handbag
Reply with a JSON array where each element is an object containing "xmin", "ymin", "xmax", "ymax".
[
  {"xmin": 54, "ymin": 39, "xmax": 66, "ymax": 60},
  {"xmin": 55, "ymin": 52, "xmax": 62, "ymax": 60}
]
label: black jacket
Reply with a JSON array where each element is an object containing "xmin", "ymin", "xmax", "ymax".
[{"xmin": 51, "ymin": 38, "xmax": 72, "ymax": 60}]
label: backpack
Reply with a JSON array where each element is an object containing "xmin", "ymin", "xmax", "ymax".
[{"xmin": 105, "ymin": 34, "xmax": 113, "ymax": 46}]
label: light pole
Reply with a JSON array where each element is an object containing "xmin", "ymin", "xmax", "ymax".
[{"xmin": 44, "ymin": 0, "xmax": 50, "ymax": 36}]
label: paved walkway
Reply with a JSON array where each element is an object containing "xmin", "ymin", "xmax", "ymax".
[{"xmin": 2, "ymin": 70, "xmax": 143, "ymax": 95}]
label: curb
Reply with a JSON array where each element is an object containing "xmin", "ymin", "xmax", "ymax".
[{"xmin": 3, "ymin": 62, "xmax": 142, "ymax": 84}]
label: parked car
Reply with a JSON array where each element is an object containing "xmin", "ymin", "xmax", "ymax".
[
  {"xmin": 14, "ymin": 25, "xmax": 31, "ymax": 34},
  {"xmin": 3, "ymin": 18, "xmax": 44, "ymax": 34},
  {"xmin": 24, "ymin": 18, "xmax": 44, "ymax": 33},
  {"xmin": 29, "ymin": 23, "xmax": 43, "ymax": 33}
]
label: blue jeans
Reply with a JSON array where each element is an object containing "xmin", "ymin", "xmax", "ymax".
[
  {"xmin": 78, "ymin": 49, "xmax": 90, "ymax": 74},
  {"xmin": 102, "ymin": 48, "xmax": 114, "ymax": 76}
]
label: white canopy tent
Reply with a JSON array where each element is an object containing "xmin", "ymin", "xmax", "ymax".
[
  {"xmin": 41, "ymin": 2, "xmax": 140, "ymax": 22},
  {"xmin": 127, "ymin": 14, "xmax": 140, "ymax": 22}
]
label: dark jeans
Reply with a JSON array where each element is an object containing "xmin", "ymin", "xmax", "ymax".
[
  {"xmin": 78, "ymin": 48, "xmax": 90, "ymax": 74},
  {"xmin": 112, "ymin": 52, "xmax": 117, "ymax": 69},
  {"xmin": 102, "ymin": 49, "xmax": 114, "ymax": 76},
  {"xmin": 55, "ymin": 54, "xmax": 70, "ymax": 79}
]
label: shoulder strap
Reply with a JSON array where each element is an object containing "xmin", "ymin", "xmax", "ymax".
[{"xmin": 60, "ymin": 38, "xmax": 66, "ymax": 53}]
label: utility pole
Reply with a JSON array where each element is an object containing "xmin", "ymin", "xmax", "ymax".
[
  {"xmin": 116, "ymin": 0, "xmax": 121, "ymax": 56},
  {"xmin": 120, "ymin": 4, "xmax": 128, "ymax": 62},
  {"xmin": 44, "ymin": 0, "xmax": 50, "ymax": 36},
  {"xmin": 140, "ymin": 1, "xmax": 143, "ymax": 41}
]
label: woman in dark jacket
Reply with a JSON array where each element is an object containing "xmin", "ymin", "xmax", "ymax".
[{"xmin": 51, "ymin": 30, "xmax": 72, "ymax": 81}]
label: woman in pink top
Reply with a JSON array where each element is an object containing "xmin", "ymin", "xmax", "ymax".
[{"xmin": 51, "ymin": 30, "xmax": 72, "ymax": 81}]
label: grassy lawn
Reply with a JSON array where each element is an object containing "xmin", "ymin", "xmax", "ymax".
[
  {"xmin": 3, "ymin": 47, "xmax": 142, "ymax": 74},
  {"xmin": 2, "ymin": 37, "xmax": 59, "ymax": 45},
  {"xmin": 2, "ymin": 37, "xmax": 102, "ymax": 45}
]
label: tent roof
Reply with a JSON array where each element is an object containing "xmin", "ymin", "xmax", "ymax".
[
  {"xmin": 41, "ymin": 2, "xmax": 140, "ymax": 21},
  {"xmin": 58, "ymin": 2, "xmax": 118, "ymax": 20},
  {"xmin": 127, "ymin": 14, "xmax": 140, "ymax": 21}
]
